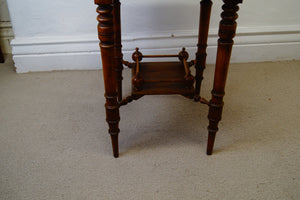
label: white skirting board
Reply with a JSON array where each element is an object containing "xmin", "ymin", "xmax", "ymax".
[{"xmin": 11, "ymin": 25, "xmax": 300, "ymax": 73}]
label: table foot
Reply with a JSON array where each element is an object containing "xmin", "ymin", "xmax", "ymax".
[{"xmin": 110, "ymin": 134, "xmax": 119, "ymax": 158}]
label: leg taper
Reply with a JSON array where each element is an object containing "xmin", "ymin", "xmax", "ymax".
[
  {"xmin": 110, "ymin": 134, "xmax": 119, "ymax": 157},
  {"xmin": 207, "ymin": 0, "xmax": 242, "ymax": 155},
  {"xmin": 96, "ymin": 1, "xmax": 120, "ymax": 158}
]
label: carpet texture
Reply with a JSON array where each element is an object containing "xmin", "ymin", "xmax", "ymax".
[{"xmin": 0, "ymin": 56, "xmax": 299, "ymax": 200}]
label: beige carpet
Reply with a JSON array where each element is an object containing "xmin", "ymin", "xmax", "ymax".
[{"xmin": 0, "ymin": 55, "xmax": 299, "ymax": 200}]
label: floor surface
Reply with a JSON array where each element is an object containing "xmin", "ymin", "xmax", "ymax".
[{"xmin": 0, "ymin": 56, "xmax": 299, "ymax": 200}]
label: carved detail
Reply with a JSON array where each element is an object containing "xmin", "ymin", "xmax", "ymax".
[
  {"xmin": 179, "ymin": 48, "xmax": 194, "ymax": 88},
  {"xmin": 178, "ymin": 47, "xmax": 189, "ymax": 61},
  {"xmin": 132, "ymin": 48, "xmax": 143, "ymax": 62},
  {"xmin": 96, "ymin": 2, "xmax": 120, "ymax": 158},
  {"xmin": 131, "ymin": 48, "xmax": 144, "ymax": 91},
  {"xmin": 122, "ymin": 60, "xmax": 133, "ymax": 68},
  {"xmin": 119, "ymin": 95, "xmax": 144, "ymax": 107},
  {"xmin": 97, "ymin": 5, "xmax": 114, "ymax": 48},
  {"xmin": 132, "ymin": 76, "xmax": 144, "ymax": 91}
]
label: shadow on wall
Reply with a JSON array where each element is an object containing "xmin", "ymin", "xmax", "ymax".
[{"xmin": 0, "ymin": 0, "xmax": 14, "ymax": 55}]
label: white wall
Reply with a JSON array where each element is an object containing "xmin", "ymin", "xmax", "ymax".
[{"xmin": 7, "ymin": 0, "xmax": 300, "ymax": 73}]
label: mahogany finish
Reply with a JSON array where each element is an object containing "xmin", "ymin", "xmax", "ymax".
[
  {"xmin": 94, "ymin": 0, "xmax": 243, "ymax": 157},
  {"xmin": 194, "ymin": 0, "xmax": 212, "ymax": 101},
  {"xmin": 207, "ymin": 0, "xmax": 242, "ymax": 155},
  {"xmin": 96, "ymin": 1, "xmax": 120, "ymax": 157},
  {"xmin": 0, "ymin": 46, "xmax": 4, "ymax": 63},
  {"xmin": 113, "ymin": 0, "xmax": 123, "ymax": 102}
]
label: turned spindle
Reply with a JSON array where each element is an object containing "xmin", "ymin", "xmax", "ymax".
[
  {"xmin": 96, "ymin": 0, "xmax": 120, "ymax": 158},
  {"xmin": 207, "ymin": 0, "xmax": 242, "ymax": 155}
]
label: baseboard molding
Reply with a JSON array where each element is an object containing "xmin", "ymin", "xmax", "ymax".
[{"xmin": 11, "ymin": 25, "xmax": 300, "ymax": 73}]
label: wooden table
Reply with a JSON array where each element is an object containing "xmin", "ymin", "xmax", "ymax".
[{"xmin": 94, "ymin": 0, "xmax": 243, "ymax": 157}]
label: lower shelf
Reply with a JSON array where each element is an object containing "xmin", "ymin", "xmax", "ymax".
[{"xmin": 132, "ymin": 61, "xmax": 194, "ymax": 96}]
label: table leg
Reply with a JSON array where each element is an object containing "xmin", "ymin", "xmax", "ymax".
[
  {"xmin": 113, "ymin": 0, "xmax": 123, "ymax": 102},
  {"xmin": 195, "ymin": 0, "xmax": 212, "ymax": 101},
  {"xmin": 96, "ymin": 2, "xmax": 120, "ymax": 158},
  {"xmin": 207, "ymin": 0, "xmax": 242, "ymax": 155},
  {"xmin": 0, "ymin": 46, "xmax": 4, "ymax": 63}
]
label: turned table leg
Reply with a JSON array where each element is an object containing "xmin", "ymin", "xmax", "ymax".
[
  {"xmin": 207, "ymin": 0, "xmax": 242, "ymax": 155},
  {"xmin": 194, "ymin": 0, "xmax": 212, "ymax": 101},
  {"xmin": 113, "ymin": 0, "xmax": 123, "ymax": 102},
  {"xmin": 96, "ymin": 1, "xmax": 120, "ymax": 158}
]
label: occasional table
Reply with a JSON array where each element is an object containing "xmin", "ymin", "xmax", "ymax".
[{"xmin": 94, "ymin": 0, "xmax": 243, "ymax": 157}]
